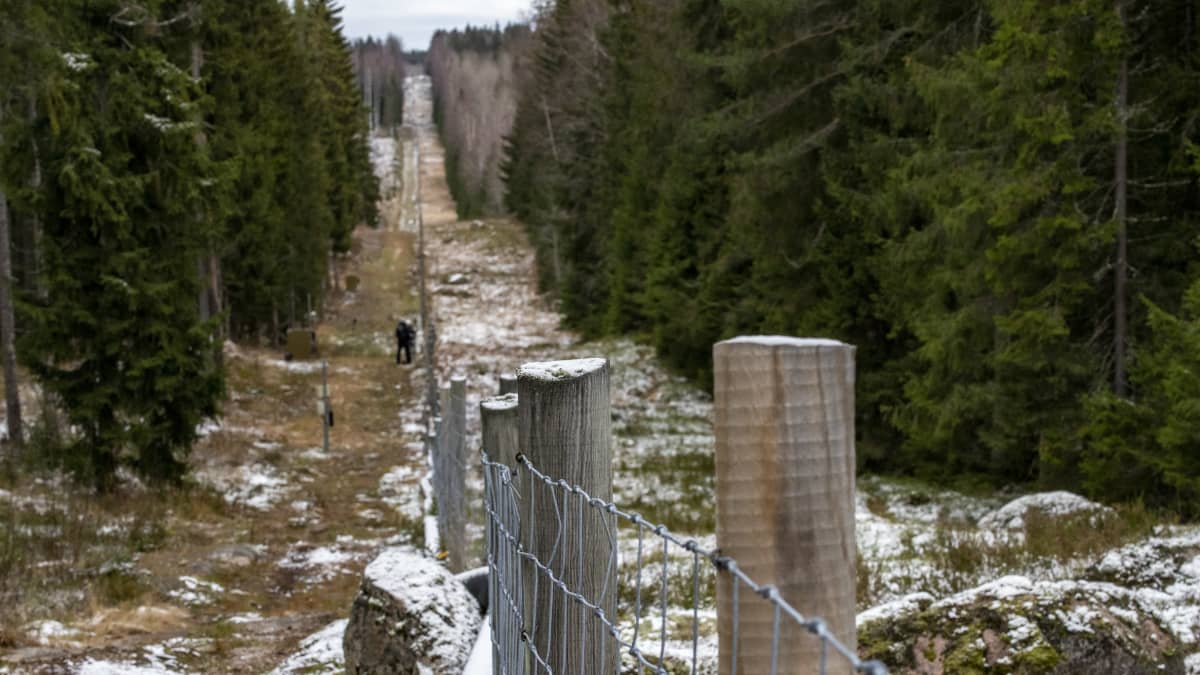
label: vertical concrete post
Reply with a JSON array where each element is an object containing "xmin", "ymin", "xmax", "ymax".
[
  {"xmin": 518, "ymin": 358, "xmax": 616, "ymax": 674},
  {"xmin": 713, "ymin": 337, "xmax": 857, "ymax": 675}
]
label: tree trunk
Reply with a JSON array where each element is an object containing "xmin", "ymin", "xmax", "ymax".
[
  {"xmin": 1114, "ymin": 0, "xmax": 1129, "ymax": 398},
  {"xmin": 0, "ymin": 185, "xmax": 25, "ymax": 453},
  {"xmin": 190, "ymin": 7, "xmax": 216, "ymax": 327},
  {"xmin": 28, "ymin": 98, "xmax": 45, "ymax": 301}
]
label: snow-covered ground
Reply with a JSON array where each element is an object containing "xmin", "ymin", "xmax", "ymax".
[{"xmin": 267, "ymin": 620, "xmax": 346, "ymax": 675}]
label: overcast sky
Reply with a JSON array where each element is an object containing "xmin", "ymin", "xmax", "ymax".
[{"xmin": 338, "ymin": 0, "xmax": 533, "ymax": 51}]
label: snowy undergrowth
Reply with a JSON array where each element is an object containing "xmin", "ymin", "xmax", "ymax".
[{"xmin": 267, "ymin": 619, "xmax": 346, "ymax": 675}]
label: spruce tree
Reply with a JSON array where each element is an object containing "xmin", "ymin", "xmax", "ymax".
[{"xmin": 21, "ymin": 0, "xmax": 222, "ymax": 487}]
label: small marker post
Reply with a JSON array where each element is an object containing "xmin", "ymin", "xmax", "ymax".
[{"xmin": 322, "ymin": 360, "xmax": 331, "ymax": 454}]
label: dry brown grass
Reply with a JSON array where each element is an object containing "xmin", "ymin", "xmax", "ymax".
[{"xmin": 1, "ymin": 219, "xmax": 424, "ymax": 671}]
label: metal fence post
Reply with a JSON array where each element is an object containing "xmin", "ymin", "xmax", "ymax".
[
  {"xmin": 518, "ymin": 357, "xmax": 616, "ymax": 674},
  {"xmin": 713, "ymin": 337, "xmax": 857, "ymax": 675}
]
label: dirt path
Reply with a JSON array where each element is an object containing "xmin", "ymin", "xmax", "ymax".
[{"xmin": 0, "ymin": 86, "xmax": 431, "ymax": 674}]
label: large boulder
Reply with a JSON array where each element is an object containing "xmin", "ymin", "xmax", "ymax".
[
  {"xmin": 979, "ymin": 492, "xmax": 1111, "ymax": 531},
  {"xmin": 858, "ymin": 576, "xmax": 1185, "ymax": 674},
  {"xmin": 343, "ymin": 547, "xmax": 481, "ymax": 674},
  {"xmin": 858, "ymin": 526, "xmax": 1200, "ymax": 674}
]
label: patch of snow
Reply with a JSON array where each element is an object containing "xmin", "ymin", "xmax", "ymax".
[
  {"xmin": 1181, "ymin": 555, "xmax": 1200, "ymax": 580},
  {"xmin": 278, "ymin": 543, "xmax": 358, "ymax": 586},
  {"xmin": 299, "ymin": 446, "xmax": 330, "ymax": 461},
  {"xmin": 518, "ymin": 357, "xmax": 607, "ymax": 382},
  {"xmin": 1057, "ymin": 605, "xmax": 1099, "ymax": 634},
  {"xmin": 268, "ymin": 619, "xmax": 347, "ymax": 675},
  {"xmin": 857, "ymin": 593, "xmax": 934, "ymax": 628},
  {"xmin": 481, "ymin": 393, "xmax": 518, "ymax": 411},
  {"xmin": 379, "ymin": 464, "xmax": 424, "ymax": 520},
  {"xmin": 980, "ymin": 491, "xmax": 1111, "ymax": 530},
  {"xmin": 26, "ymin": 620, "xmax": 82, "ymax": 646},
  {"xmin": 195, "ymin": 418, "xmax": 221, "ymax": 437},
  {"xmin": 196, "ymin": 462, "xmax": 292, "ymax": 511},
  {"xmin": 462, "ymin": 621, "xmax": 493, "ymax": 675},
  {"xmin": 167, "ymin": 576, "xmax": 225, "ymax": 607},
  {"xmin": 75, "ymin": 660, "xmax": 174, "ymax": 675},
  {"xmin": 227, "ymin": 612, "xmax": 263, "ymax": 624},
  {"xmin": 263, "ymin": 359, "xmax": 323, "ymax": 374},
  {"xmin": 718, "ymin": 336, "xmax": 849, "ymax": 348}
]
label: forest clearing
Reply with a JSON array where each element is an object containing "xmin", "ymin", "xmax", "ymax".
[
  {"xmin": 4, "ymin": 0, "xmax": 1200, "ymax": 673},
  {"xmin": 0, "ymin": 72, "xmax": 1193, "ymax": 674}
]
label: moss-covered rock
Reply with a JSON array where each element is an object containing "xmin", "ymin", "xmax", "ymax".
[{"xmin": 858, "ymin": 576, "xmax": 1184, "ymax": 674}]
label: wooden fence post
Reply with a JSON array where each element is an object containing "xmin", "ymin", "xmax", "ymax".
[
  {"xmin": 518, "ymin": 358, "xmax": 616, "ymax": 674},
  {"xmin": 499, "ymin": 373, "xmax": 517, "ymax": 396},
  {"xmin": 481, "ymin": 392, "xmax": 519, "ymax": 675},
  {"xmin": 481, "ymin": 393, "xmax": 519, "ymax": 469},
  {"xmin": 713, "ymin": 337, "xmax": 856, "ymax": 675},
  {"xmin": 437, "ymin": 375, "xmax": 468, "ymax": 573}
]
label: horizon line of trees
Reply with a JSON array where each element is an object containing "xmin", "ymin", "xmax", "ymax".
[
  {"xmin": 0, "ymin": 0, "xmax": 377, "ymax": 489},
  {"xmin": 494, "ymin": 0, "xmax": 1200, "ymax": 515}
]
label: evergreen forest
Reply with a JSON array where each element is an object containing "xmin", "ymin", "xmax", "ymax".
[
  {"xmin": 481, "ymin": 0, "xmax": 1200, "ymax": 513},
  {"xmin": 0, "ymin": 0, "xmax": 377, "ymax": 488}
]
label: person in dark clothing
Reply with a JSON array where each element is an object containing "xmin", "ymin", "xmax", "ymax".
[{"xmin": 395, "ymin": 319, "xmax": 414, "ymax": 365}]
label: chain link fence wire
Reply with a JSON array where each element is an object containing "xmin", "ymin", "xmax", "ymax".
[{"xmin": 482, "ymin": 450, "xmax": 889, "ymax": 675}]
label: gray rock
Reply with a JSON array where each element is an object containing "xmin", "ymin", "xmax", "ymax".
[
  {"xmin": 858, "ymin": 576, "xmax": 1185, "ymax": 674},
  {"xmin": 210, "ymin": 543, "xmax": 266, "ymax": 567},
  {"xmin": 343, "ymin": 547, "xmax": 481, "ymax": 674},
  {"xmin": 979, "ymin": 492, "xmax": 1111, "ymax": 531}
]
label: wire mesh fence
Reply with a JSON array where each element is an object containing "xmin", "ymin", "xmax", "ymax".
[{"xmin": 482, "ymin": 450, "xmax": 889, "ymax": 675}]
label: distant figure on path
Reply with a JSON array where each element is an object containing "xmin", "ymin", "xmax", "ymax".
[{"xmin": 395, "ymin": 319, "xmax": 414, "ymax": 365}]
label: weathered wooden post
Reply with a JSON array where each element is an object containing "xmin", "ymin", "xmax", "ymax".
[
  {"xmin": 518, "ymin": 358, "xmax": 616, "ymax": 673},
  {"xmin": 481, "ymin": 393, "xmax": 519, "ymax": 469},
  {"xmin": 713, "ymin": 337, "xmax": 856, "ymax": 675},
  {"xmin": 499, "ymin": 373, "xmax": 517, "ymax": 396},
  {"xmin": 481, "ymin": 392, "xmax": 519, "ymax": 675},
  {"xmin": 321, "ymin": 360, "xmax": 331, "ymax": 455},
  {"xmin": 437, "ymin": 376, "xmax": 468, "ymax": 572}
]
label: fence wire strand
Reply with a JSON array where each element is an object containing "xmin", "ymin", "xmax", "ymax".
[{"xmin": 482, "ymin": 450, "xmax": 889, "ymax": 675}]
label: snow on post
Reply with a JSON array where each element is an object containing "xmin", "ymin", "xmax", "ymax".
[
  {"xmin": 713, "ymin": 336, "xmax": 857, "ymax": 675},
  {"xmin": 517, "ymin": 357, "xmax": 616, "ymax": 673}
]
